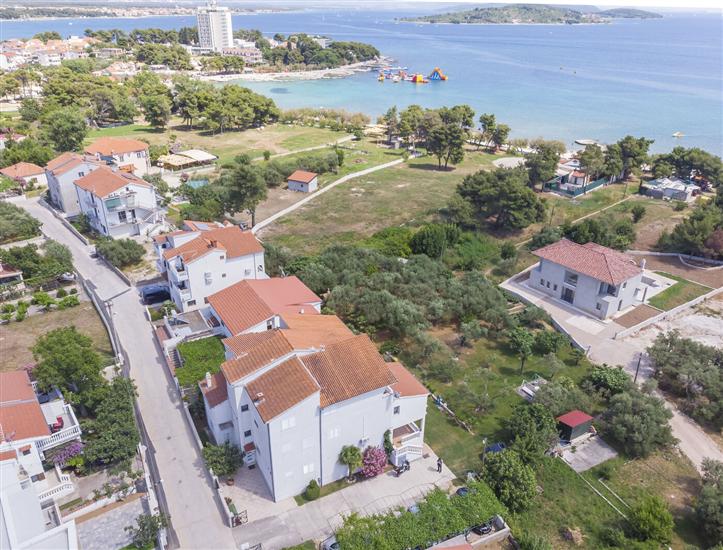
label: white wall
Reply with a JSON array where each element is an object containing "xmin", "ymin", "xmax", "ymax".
[
  {"xmin": 390, "ymin": 395, "xmax": 427, "ymax": 432},
  {"xmin": 75, "ymin": 181, "xmax": 159, "ymax": 238},
  {"xmin": 47, "ymin": 162, "xmax": 99, "ymax": 216},
  {"xmin": 205, "ymin": 398, "xmax": 236, "ymax": 446},
  {"xmin": 319, "ymin": 387, "xmax": 393, "ymax": 486},
  {"xmin": 109, "ymin": 151, "xmax": 149, "ymax": 176},
  {"xmin": 287, "ymin": 177, "xmax": 318, "ymax": 193}
]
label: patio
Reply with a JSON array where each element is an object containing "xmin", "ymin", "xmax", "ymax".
[
  {"xmin": 222, "ymin": 464, "xmax": 297, "ymax": 525},
  {"xmin": 561, "ymin": 436, "xmax": 618, "ymax": 473}
]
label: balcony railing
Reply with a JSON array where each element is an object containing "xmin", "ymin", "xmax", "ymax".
[
  {"xmin": 392, "ymin": 422, "xmax": 422, "ymax": 447},
  {"xmin": 38, "ymin": 404, "xmax": 82, "ymax": 451},
  {"xmin": 37, "ymin": 466, "xmax": 74, "ymax": 502}
]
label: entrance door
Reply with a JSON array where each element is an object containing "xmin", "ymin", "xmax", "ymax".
[{"xmin": 562, "ymin": 287, "xmax": 575, "ymax": 304}]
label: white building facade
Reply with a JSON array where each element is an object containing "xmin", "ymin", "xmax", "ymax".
[
  {"xmin": 45, "ymin": 153, "xmax": 102, "ymax": 216},
  {"xmin": 85, "ymin": 138, "xmax": 150, "ymax": 176},
  {"xmin": 530, "ymin": 239, "xmax": 644, "ymax": 320},
  {"xmin": 74, "ymin": 166, "xmax": 161, "ymax": 238},
  {"xmin": 197, "ymin": 1, "xmax": 234, "ymax": 52}
]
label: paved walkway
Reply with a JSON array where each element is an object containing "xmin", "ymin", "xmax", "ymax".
[
  {"xmin": 253, "ymin": 158, "xmax": 405, "ymax": 232},
  {"xmin": 501, "ymin": 274, "xmax": 722, "ymax": 474},
  {"xmin": 233, "ymin": 447, "xmax": 455, "ymax": 550},
  {"xmin": 76, "ymin": 494, "xmax": 147, "ymax": 550},
  {"xmin": 13, "ymin": 197, "xmax": 237, "ymax": 550}
]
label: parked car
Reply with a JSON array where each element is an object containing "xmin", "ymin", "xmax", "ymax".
[
  {"xmin": 140, "ymin": 284, "xmax": 170, "ymax": 305},
  {"xmin": 321, "ymin": 535, "xmax": 339, "ymax": 550},
  {"xmin": 407, "ymin": 504, "xmax": 420, "ymax": 514},
  {"xmin": 455, "ymin": 487, "xmax": 470, "ymax": 497}
]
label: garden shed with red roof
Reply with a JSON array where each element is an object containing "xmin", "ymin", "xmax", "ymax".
[{"xmin": 557, "ymin": 410, "xmax": 594, "ymax": 442}]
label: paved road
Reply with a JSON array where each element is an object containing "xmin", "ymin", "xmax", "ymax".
[
  {"xmin": 253, "ymin": 157, "xmax": 405, "ymax": 233},
  {"xmin": 14, "ymin": 197, "xmax": 236, "ymax": 550}
]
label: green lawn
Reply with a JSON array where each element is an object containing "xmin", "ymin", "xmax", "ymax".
[
  {"xmin": 176, "ymin": 336, "xmax": 226, "ymax": 387},
  {"xmin": 424, "ymin": 403, "xmax": 486, "ymax": 477},
  {"xmin": 647, "ymin": 272, "xmax": 710, "ymax": 310},
  {"xmin": 87, "ymin": 119, "xmax": 348, "ymax": 165},
  {"xmin": 294, "ymin": 477, "xmax": 348, "ymax": 506},
  {"xmin": 263, "ymin": 150, "xmax": 498, "ymax": 255}
]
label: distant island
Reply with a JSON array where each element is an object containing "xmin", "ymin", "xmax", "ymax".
[
  {"xmin": 400, "ymin": 4, "xmax": 662, "ymax": 25},
  {"xmin": 0, "ymin": 5, "xmax": 287, "ymax": 21}
]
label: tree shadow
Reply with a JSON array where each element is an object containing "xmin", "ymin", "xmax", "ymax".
[{"xmin": 408, "ymin": 163, "xmax": 454, "ymax": 172}]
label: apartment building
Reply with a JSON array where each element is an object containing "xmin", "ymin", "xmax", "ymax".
[
  {"xmin": 197, "ymin": 0, "xmax": 233, "ymax": 52},
  {"xmin": 155, "ymin": 223, "xmax": 266, "ymax": 312},
  {"xmin": 85, "ymin": 137, "xmax": 150, "ymax": 176},
  {"xmin": 45, "ymin": 152, "xmax": 103, "ymax": 216},
  {"xmin": 74, "ymin": 166, "xmax": 161, "ymax": 238},
  {"xmin": 198, "ymin": 279, "xmax": 429, "ymax": 502}
]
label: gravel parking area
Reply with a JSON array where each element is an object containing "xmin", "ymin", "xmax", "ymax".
[{"xmin": 76, "ymin": 494, "xmax": 148, "ymax": 550}]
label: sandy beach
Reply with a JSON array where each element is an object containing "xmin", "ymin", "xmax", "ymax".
[{"xmin": 197, "ymin": 58, "xmax": 390, "ymax": 83}]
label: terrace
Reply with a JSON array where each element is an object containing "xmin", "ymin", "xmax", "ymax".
[{"xmin": 36, "ymin": 388, "xmax": 82, "ymax": 452}]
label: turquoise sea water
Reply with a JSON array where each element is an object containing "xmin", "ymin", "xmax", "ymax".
[{"xmin": 3, "ymin": 8, "xmax": 721, "ymax": 153}]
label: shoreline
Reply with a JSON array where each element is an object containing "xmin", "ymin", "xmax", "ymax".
[
  {"xmin": 0, "ymin": 8, "xmax": 291, "ymax": 23},
  {"xmin": 198, "ymin": 57, "xmax": 391, "ymax": 83}
]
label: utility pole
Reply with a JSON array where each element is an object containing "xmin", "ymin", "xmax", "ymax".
[{"xmin": 633, "ymin": 353, "xmax": 643, "ymax": 384}]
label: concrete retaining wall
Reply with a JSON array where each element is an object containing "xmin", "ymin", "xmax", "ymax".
[{"xmin": 613, "ymin": 286, "xmax": 723, "ymax": 340}]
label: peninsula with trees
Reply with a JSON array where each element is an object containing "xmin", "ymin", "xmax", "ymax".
[{"xmin": 401, "ymin": 4, "xmax": 661, "ymax": 25}]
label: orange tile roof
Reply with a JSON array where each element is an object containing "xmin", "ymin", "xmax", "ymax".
[
  {"xmin": 208, "ymin": 277, "xmax": 320, "ymax": 336},
  {"xmin": 388, "ymin": 362, "xmax": 428, "ymax": 397},
  {"xmin": 183, "ymin": 220, "xmax": 230, "ymax": 231},
  {"xmin": 287, "ymin": 169, "xmax": 318, "ymax": 184},
  {"xmin": 85, "ymin": 137, "xmax": 149, "ymax": 156},
  {"xmin": 246, "ymin": 357, "xmax": 319, "ymax": 422},
  {"xmin": 0, "ymin": 371, "xmax": 50, "ymax": 442},
  {"xmin": 208, "ymin": 282, "xmax": 275, "ymax": 336},
  {"xmin": 532, "ymin": 238, "xmax": 642, "ymax": 286},
  {"xmin": 0, "ymin": 450, "xmax": 18, "ymax": 462},
  {"xmin": 45, "ymin": 152, "xmax": 100, "ymax": 177},
  {"xmin": 73, "ymin": 165, "xmax": 151, "ymax": 198},
  {"xmin": 279, "ymin": 313, "xmax": 353, "ymax": 349},
  {"xmin": 199, "ymin": 372, "xmax": 229, "ymax": 407},
  {"xmin": 152, "ymin": 229, "xmax": 190, "ymax": 245},
  {"xmin": 221, "ymin": 330, "xmax": 294, "ymax": 383},
  {"xmin": 245, "ymin": 277, "xmax": 321, "ymax": 316},
  {"xmin": 302, "ymin": 335, "xmax": 397, "ymax": 408},
  {"xmin": 0, "ymin": 162, "xmax": 44, "ymax": 179},
  {"xmin": 162, "ymin": 226, "xmax": 263, "ymax": 263}
]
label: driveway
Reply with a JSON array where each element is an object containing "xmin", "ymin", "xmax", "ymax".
[
  {"xmin": 501, "ymin": 270, "xmax": 722, "ymax": 474},
  {"xmin": 13, "ymin": 197, "xmax": 236, "ymax": 549},
  {"xmin": 76, "ymin": 494, "xmax": 147, "ymax": 550},
  {"xmin": 233, "ymin": 446, "xmax": 455, "ymax": 550}
]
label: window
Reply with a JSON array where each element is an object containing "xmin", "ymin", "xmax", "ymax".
[
  {"xmin": 78, "ymin": 171, "xmax": 85, "ymax": 177},
  {"xmin": 596, "ymin": 303, "xmax": 601, "ymax": 310},
  {"xmin": 540, "ymin": 278, "xmax": 544, "ymax": 285},
  {"xmin": 258, "ymin": 265, "xmax": 263, "ymax": 272},
  {"xmin": 328, "ymin": 427, "xmax": 340, "ymax": 439},
  {"xmin": 241, "ymin": 405, "xmax": 249, "ymax": 412},
  {"xmin": 553, "ymin": 284, "xmax": 557, "ymax": 291},
  {"xmin": 266, "ymin": 319, "xmax": 274, "ymax": 330},
  {"xmin": 393, "ymin": 406, "xmax": 400, "ymax": 415},
  {"xmin": 219, "ymin": 255, "xmax": 225, "ymax": 260},
  {"xmin": 219, "ymin": 421, "xmax": 233, "ymax": 430},
  {"xmin": 129, "ymin": 209, "xmax": 135, "ymax": 220},
  {"xmin": 136, "ymin": 152, "xmax": 143, "ymax": 158},
  {"xmin": 281, "ymin": 417, "xmax": 296, "ymax": 431},
  {"xmin": 222, "ymin": 273, "xmax": 227, "ymax": 278},
  {"xmin": 243, "ymin": 430, "xmax": 251, "ymax": 437},
  {"xmin": 623, "ymin": 282, "xmax": 627, "ymax": 289},
  {"xmin": 22, "ymin": 447, "xmax": 31, "ymax": 456},
  {"xmin": 118, "ymin": 211, "xmax": 127, "ymax": 223},
  {"xmin": 302, "ymin": 463, "xmax": 314, "ymax": 475},
  {"xmin": 564, "ymin": 271, "xmax": 578, "ymax": 286},
  {"xmin": 187, "ymin": 300, "xmax": 196, "ymax": 306},
  {"xmin": 546, "ymin": 281, "xmax": 550, "ymax": 288}
]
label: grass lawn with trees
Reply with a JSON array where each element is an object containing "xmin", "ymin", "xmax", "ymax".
[
  {"xmin": 0, "ymin": 299, "xmax": 114, "ymax": 371},
  {"xmin": 647, "ymin": 272, "xmax": 711, "ymax": 310},
  {"xmin": 87, "ymin": 119, "xmax": 348, "ymax": 165},
  {"xmin": 176, "ymin": 336, "xmax": 226, "ymax": 387}
]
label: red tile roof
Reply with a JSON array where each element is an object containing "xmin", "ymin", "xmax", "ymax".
[
  {"xmin": 532, "ymin": 239, "xmax": 642, "ymax": 286},
  {"xmin": 73, "ymin": 165, "xmax": 151, "ymax": 198},
  {"xmin": 162, "ymin": 226, "xmax": 263, "ymax": 263},
  {"xmin": 557, "ymin": 410, "xmax": 593, "ymax": 428},
  {"xmin": 0, "ymin": 162, "xmax": 44, "ymax": 179},
  {"xmin": 287, "ymin": 170, "xmax": 318, "ymax": 184},
  {"xmin": 0, "ymin": 450, "xmax": 18, "ymax": 462},
  {"xmin": 246, "ymin": 357, "xmax": 319, "ymax": 422},
  {"xmin": 302, "ymin": 335, "xmax": 397, "ymax": 408},
  {"xmin": 221, "ymin": 330, "xmax": 294, "ymax": 383},
  {"xmin": 85, "ymin": 137, "xmax": 149, "ymax": 156},
  {"xmin": 208, "ymin": 277, "xmax": 320, "ymax": 336},
  {"xmin": 45, "ymin": 152, "xmax": 99, "ymax": 176},
  {"xmin": 0, "ymin": 371, "xmax": 50, "ymax": 442},
  {"xmin": 279, "ymin": 314, "xmax": 353, "ymax": 349},
  {"xmin": 199, "ymin": 372, "xmax": 229, "ymax": 408},
  {"xmin": 388, "ymin": 362, "xmax": 428, "ymax": 398}
]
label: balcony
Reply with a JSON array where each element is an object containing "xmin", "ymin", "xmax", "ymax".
[
  {"xmin": 170, "ymin": 263, "xmax": 188, "ymax": 283},
  {"xmin": 36, "ymin": 464, "xmax": 75, "ymax": 502},
  {"xmin": 38, "ymin": 403, "xmax": 82, "ymax": 452},
  {"xmin": 392, "ymin": 422, "xmax": 423, "ymax": 447}
]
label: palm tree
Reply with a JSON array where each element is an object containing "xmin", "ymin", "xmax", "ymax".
[{"xmin": 339, "ymin": 445, "xmax": 362, "ymax": 481}]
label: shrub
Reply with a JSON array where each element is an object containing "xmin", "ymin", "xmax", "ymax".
[
  {"xmin": 631, "ymin": 204, "xmax": 647, "ymax": 223},
  {"xmin": 57, "ymin": 295, "xmax": 80, "ymax": 310},
  {"xmin": 500, "ymin": 241, "xmax": 517, "ymax": 260},
  {"xmin": 629, "ymin": 495, "xmax": 674, "ymax": 544},
  {"xmin": 125, "ymin": 513, "xmax": 168, "ymax": 549},
  {"xmin": 673, "ymin": 201, "xmax": 687, "ymax": 211},
  {"xmin": 517, "ymin": 533, "xmax": 553, "ymax": 550},
  {"xmin": 587, "ymin": 365, "xmax": 631, "ymax": 396},
  {"xmin": 202, "ymin": 442, "xmax": 242, "ymax": 477},
  {"xmin": 96, "ymin": 238, "xmax": 145, "ymax": 268},
  {"xmin": 0, "ymin": 202, "xmax": 42, "ymax": 244},
  {"xmin": 534, "ymin": 330, "xmax": 567, "ymax": 354},
  {"xmin": 32, "ymin": 291, "xmax": 55, "ymax": 309},
  {"xmin": 361, "ymin": 446, "xmax": 387, "ymax": 478},
  {"xmin": 339, "ymin": 445, "xmax": 363, "ymax": 479},
  {"xmin": 304, "ymin": 479, "xmax": 320, "ymax": 500},
  {"xmin": 69, "ymin": 287, "xmax": 78, "ymax": 295},
  {"xmin": 56, "ymin": 288, "xmax": 68, "ymax": 298},
  {"xmin": 481, "ymin": 449, "xmax": 537, "ymax": 512}
]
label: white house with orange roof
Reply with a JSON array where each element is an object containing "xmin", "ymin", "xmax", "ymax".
[
  {"xmin": 74, "ymin": 166, "xmax": 161, "ymax": 238},
  {"xmin": 0, "ymin": 370, "xmax": 82, "ymax": 506},
  {"xmin": 0, "ymin": 162, "xmax": 47, "ymax": 187},
  {"xmin": 157, "ymin": 224, "xmax": 266, "ymax": 312},
  {"xmin": 197, "ymin": 278, "xmax": 429, "ymax": 502},
  {"xmin": 45, "ymin": 152, "xmax": 103, "ymax": 216},
  {"xmin": 85, "ymin": 137, "xmax": 150, "ymax": 176},
  {"xmin": 529, "ymin": 239, "xmax": 644, "ymax": 319}
]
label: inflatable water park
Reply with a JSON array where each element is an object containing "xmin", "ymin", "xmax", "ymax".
[{"xmin": 377, "ymin": 67, "xmax": 448, "ymax": 84}]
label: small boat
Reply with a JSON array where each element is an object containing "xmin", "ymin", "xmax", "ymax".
[{"xmin": 672, "ymin": 131, "xmax": 685, "ymax": 138}]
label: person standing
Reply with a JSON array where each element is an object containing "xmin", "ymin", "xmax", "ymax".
[{"xmin": 437, "ymin": 457, "xmax": 443, "ymax": 473}]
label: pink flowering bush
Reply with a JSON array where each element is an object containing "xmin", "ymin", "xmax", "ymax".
[{"xmin": 361, "ymin": 445, "xmax": 387, "ymax": 478}]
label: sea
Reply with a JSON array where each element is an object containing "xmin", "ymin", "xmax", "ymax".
[{"xmin": 2, "ymin": 7, "xmax": 722, "ymax": 154}]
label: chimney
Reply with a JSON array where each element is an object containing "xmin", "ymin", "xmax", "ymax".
[
  {"xmin": 253, "ymin": 392, "xmax": 265, "ymax": 405},
  {"xmin": 299, "ymin": 308, "xmax": 304, "ymax": 314},
  {"xmin": 205, "ymin": 372, "xmax": 212, "ymax": 389},
  {"xmin": 640, "ymin": 258, "xmax": 647, "ymax": 270},
  {"xmin": 209, "ymin": 239, "xmax": 218, "ymax": 248}
]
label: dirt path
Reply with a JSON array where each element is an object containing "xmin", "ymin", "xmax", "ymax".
[{"xmin": 251, "ymin": 134, "xmax": 354, "ymax": 162}]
